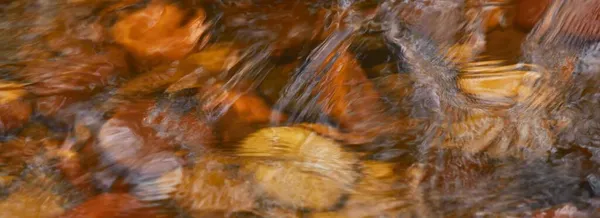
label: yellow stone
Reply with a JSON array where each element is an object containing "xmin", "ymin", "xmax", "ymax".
[
  {"xmin": 458, "ymin": 63, "xmax": 542, "ymax": 106},
  {"xmin": 238, "ymin": 127, "xmax": 359, "ymax": 210},
  {"xmin": 0, "ymin": 81, "xmax": 28, "ymax": 104}
]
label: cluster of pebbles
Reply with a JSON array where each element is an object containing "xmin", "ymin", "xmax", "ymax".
[{"xmin": 1, "ymin": 0, "xmax": 600, "ymax": 217}]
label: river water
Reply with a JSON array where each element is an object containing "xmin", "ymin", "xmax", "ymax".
[{"xmin": 1, "ymin": 0, "xmax": 600, "ymax": 217}]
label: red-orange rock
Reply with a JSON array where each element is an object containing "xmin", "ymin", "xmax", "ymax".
[
  {"xmin": 0, "ymin": 100, "xmax": 31, "ymax": 134},
  {"xmin": 57, "ymin": 154, "xmax": 93, "ymax": 192},
  {"xmin": 58, "ymin": 193, "xmax": 162, "ymax": 218},
  {"xmin": 0, "ymin": 82, "xmax": 32, "ymax": 133},
  {"xmin": 515, "ymin": 0, "xmax": 551, "ymax": 30},
  {"xmin": 195, "ymin": 82, "xmax": 287, "ymax": 144},
  {"xmin": 22, "ymin": 47, "xmax": 128, "ymax": 98},
  {"xmin": 21, "ymin": 47, "xmax": 128, "ymax": 121},
  {"xmin": 315, "ymin": 52, "xmax": 393, "ymax": 136},
  {"xmin": 55, "ymin": 139, "xmax": 99, "ymax": 195},
  {"xmin": 198, "ymin": 83, "xmax": 287, "ymax": 124},
  {"xmin": 112, "ymin": 0, "xmax": 208, "ymax": 63}
]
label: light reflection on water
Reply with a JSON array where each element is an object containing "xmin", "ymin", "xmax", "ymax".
[{"xmin": 1, "ymin": 0, "xmax": 600, "ymax": 217}]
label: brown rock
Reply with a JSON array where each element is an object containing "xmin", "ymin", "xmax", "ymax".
[
  {"xmin": 54, "ymin": 140, "xmax": 100, "ymax": 195},
  {"xmin": 145, "ymin": 101, "xmax": 217, "ymax": 153},
  {"xmin": 22, "ymin": 46, "xmax": 128, "ymax": 122},
  {"xmin": 518, "ymin": 0, "xmax": 600, "ymax": 40},
  {"xmin": 196, "ymin": 82, "xmax": 287, "ymax": 144},
  {"xmin": 0, "ymin": 185, "xmax": 65, "ymax": 218},
  {"xmin": 0, "ymin": 138, "xmax": 44, "ymax": 187},
  {"xmin": 538, "ymin": 0, "xmax": 600, "ymax": 39},
  {"xmin": 0, "ymin": 100, "xmax": 31, "ymax": 134},
  {"xmin": 0, "ymin": 82, "xmax": 31, "ymax": 134},
  {"xmin": 58, "ymin": 193, "xmax": 161, "ymax": 218},
  {"xmin": 221, "ymin": 1, "xmax": 323, "ymax": 54},
  {"xmin": 515, "ymin": 0, "xmax": 551, "ymax": 30},
  {"xmin": 34, "ymin": 95, "xmax": 84, "ymax": 119},
  {"xmin": 315, "ymin": 52, "xmax": 394, "ymax": 136},
  {"xmin": 174, "ymin": 155, "xmax": 255, "ymax": 214},
  {"xmin": 22, "ymin": 47, "xmax": 129, "ymax": 97},
  {"xmin": 118, "ymin": 43, "xmax": 240, "ymax": 98}
]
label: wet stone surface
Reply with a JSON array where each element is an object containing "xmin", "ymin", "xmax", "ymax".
[{"xmin": 0, "ymin": 0, "xmax": 600, "ymax": 217}]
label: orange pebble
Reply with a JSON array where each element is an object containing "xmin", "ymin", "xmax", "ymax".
[{"xmin": 112, "ymin": 0, "xmax": 208, "ymax": 62}]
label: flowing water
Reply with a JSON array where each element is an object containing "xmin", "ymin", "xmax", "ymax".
[{"xmin": 1, "ymin": 0, "xmax": 600, "ymax": 217}]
